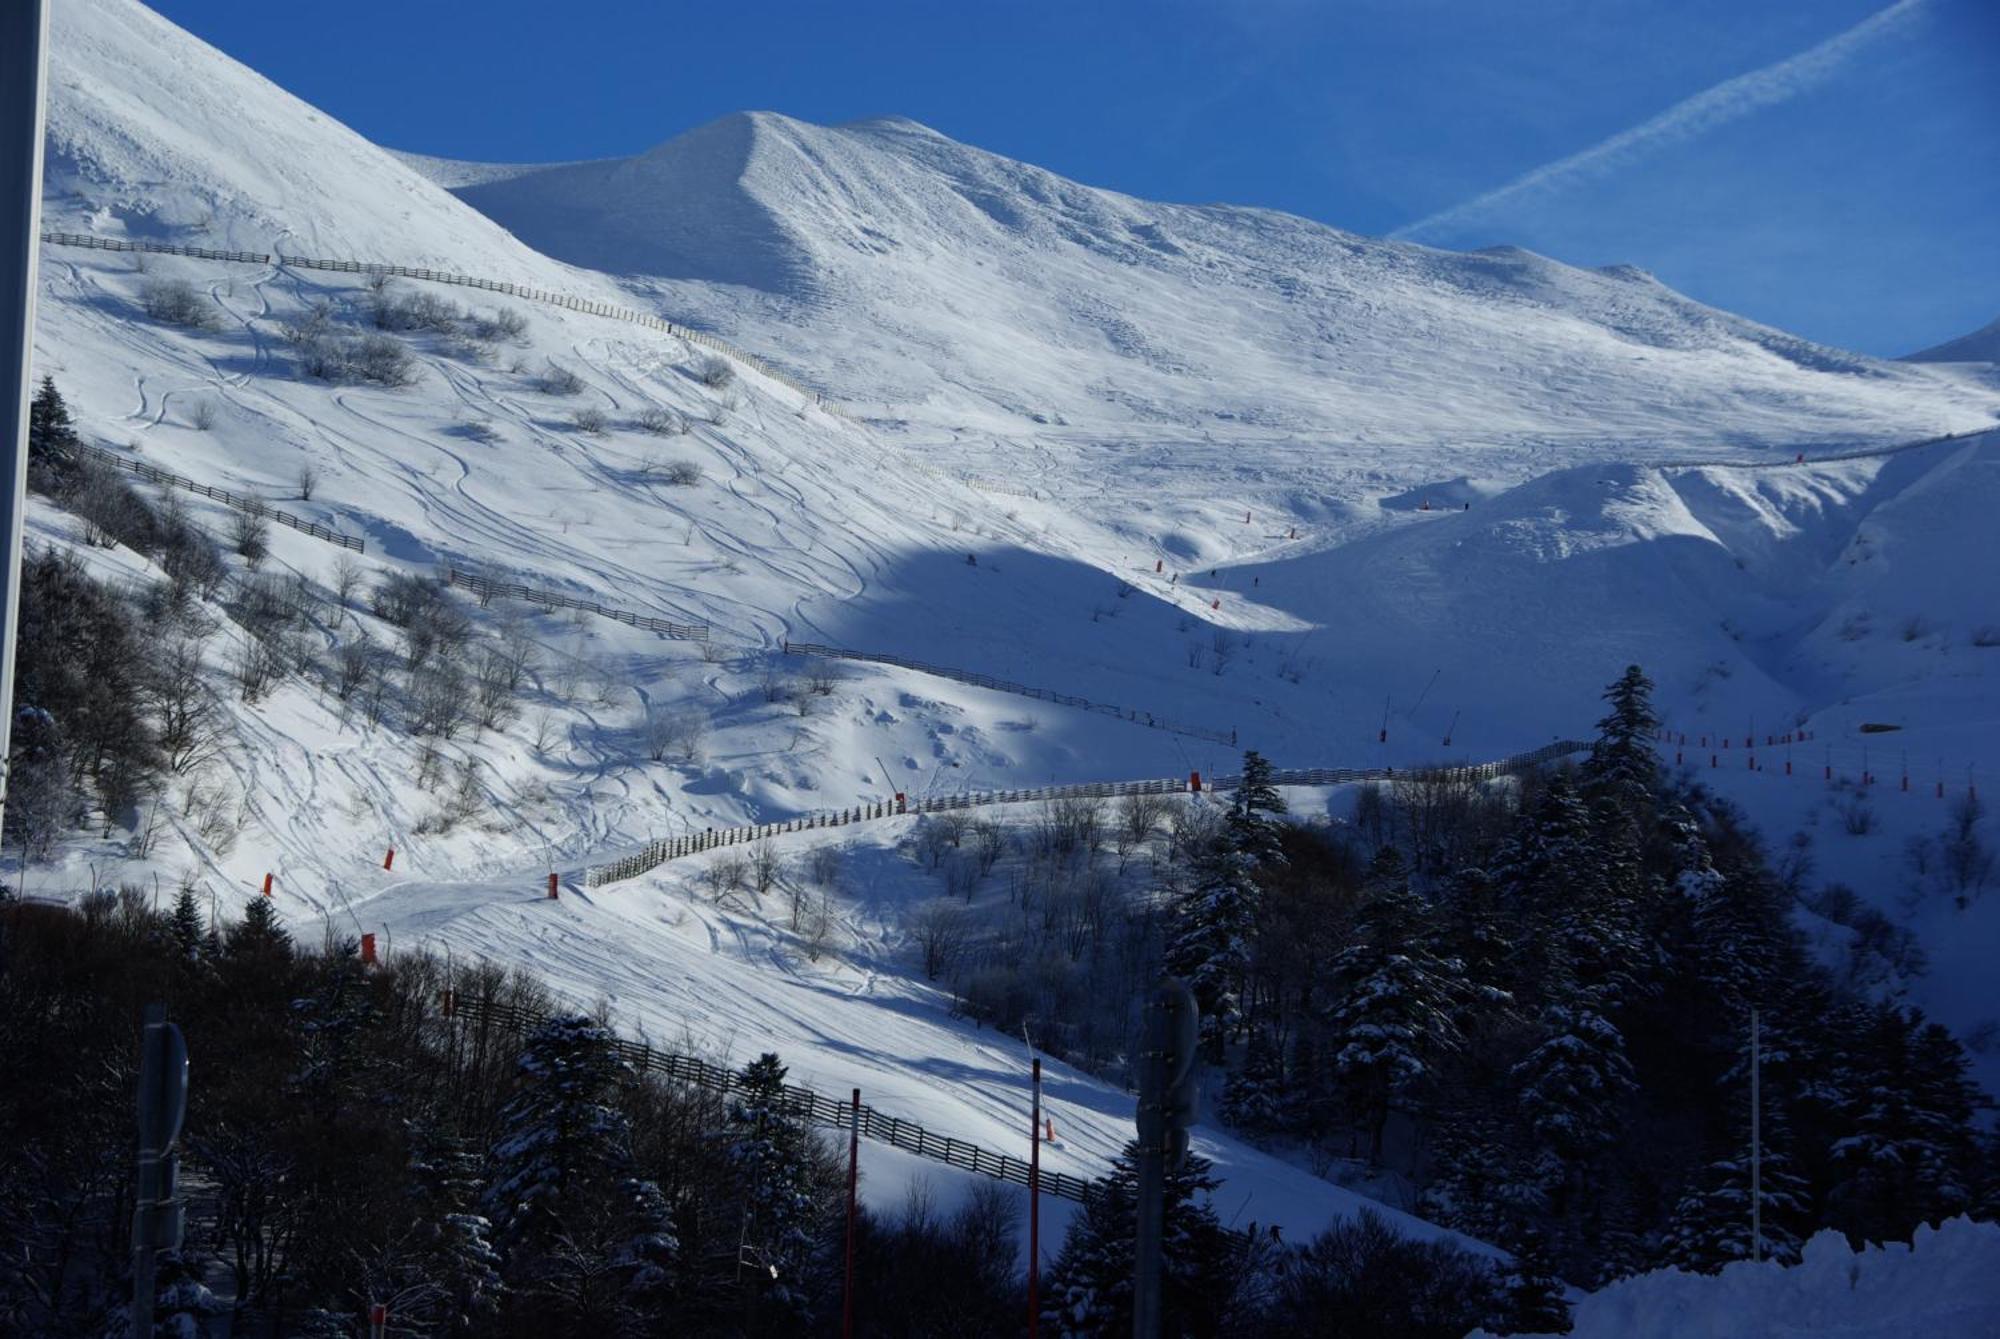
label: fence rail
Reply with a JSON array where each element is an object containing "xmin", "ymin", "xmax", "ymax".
[
  {"xmin": 74, "ymin": 442, "xmax": 365, "ymax": 552},
  {"xmin": 452, "ymin": 994, "xmax": 1103, "ymax": 1205},
  {"xmin": 587, "ymin": 738, "xmax": 1593, "ymax": 886},
  {"xmin": 40, "ymin": 230, "xmax": 848, "ymax": 416},
  {"xmin": 783, "ymin": 640, "xmax": 1235, "ymax": 746},
  {"xmin": 444, "ymin": 567, "xmax": 708, "ymax": 641}
]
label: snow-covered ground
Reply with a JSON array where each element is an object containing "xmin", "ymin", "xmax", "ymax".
[
  {"xmin": 24, "ymin": 0, "xmax": 2000, "ymax": 1253},
  {"xmin": 1481, "ymin": 1217, "xmax": 2000, "ymax": 1339}
]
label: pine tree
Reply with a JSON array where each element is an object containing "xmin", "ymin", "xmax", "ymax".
[
  {"xmin": 1167, "ymin": 750, "xmax": 1289, "ymax": 1057},
  {"xmin": 1325, "ymin": 847, "xmax": 1472, "ymax": 1163},
  {"xmin": 227, "ymin": 895, "xmax": 292, "ymax": 957},
  {"xmin": 484, "ymin": 1016, "xmax": 675, "ymax": 1328},
  {"xmin": 1513, "ymin": 1004, "xmax": 1637, "ymax": 1164},
  {"xmin": 1580, "ymin": 664, "xmax": 1660, "ymax": 818},
  {"xmin": 726, "ymin": 1052, "xmax": 821, "ymax": 1318},
  {"xmin": 1223, "ymin": 749, "xmax": 1288, "ymax": 867},
  {"xmin": 1219, "ymin": 1029, "xmax": 1286, "ymax": 1134},
  {"xmin": 1664, "ymin": 1122, "xmax": 1810, "ymax": 1271},
  {"xmin": 168, "ymin": 886, "xmax": 205, "ymax": 961},
  {"xmin": 26, "ymin": 376, "xmax": 81, "ymax": 491},
  {"xmin": 1165, "ymin": 843, "xmax": 1259, "ymax": 1058},
  {"xmin": 1826, "ymin": 1004, "xmax": 1983, "ymax": 1244},
  {"xmin": 1490, "ymin": 1236, "xmax": 1573, "ymax": 1335},
  {"xmin": 1041, "ymin": 1143, "xmax": 1241, "ymax": 1337}
]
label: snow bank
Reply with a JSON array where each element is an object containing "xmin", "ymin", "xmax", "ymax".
[{"xmin": 1482, "ymin": 1217, "xmax": 2000, "ymax": 1339}]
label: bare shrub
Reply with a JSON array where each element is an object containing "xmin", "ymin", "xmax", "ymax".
[
  {"xmin": 573, "ymin": 406, "xmax": 609, "ymax": 435},
  {"xmin": 410, "ymin": 663, "xmax": 472, "ymax": 738},
  {"xmin": 808, "ymin": 664, "xmax": 838, "ymax": 696},
  {"xmin": 457, "ymin": 419, "xmax": 501, "ymax": 444},
  {"xmin": 334, "ymin": 634, "xmax": 377, "ymax": 702},
  {"xmin": 1030, "ymin": 795, "xmax": 1104, "ymax": 865},
  {"xmin": 349, "ymin": 333, "xmax": 419, "ymax": 387},
  {"xmin": 912, "ymin": 900, "xmax": 967, "ymax": 980},
  {"xmin": 229, "ymin": 506, "xmax": 271, "ymax": 567},
  {"xmin": 701, "ymin": 852, "xmax": 750, "ymax": 902},
  {"xmin": 803, "ymin": 890, "xmax": 836, "ymax": 960},
  {"xmin": 1943, "ymin": 793, "xmax": 1994, "ymax": 903},
  {"xmin": 1839, "ymin": 793, "xmax": 1878, "ymax": 836},
  {"xmin": 696, "ymin": 355, "xmax": 734, "ymax": 388},
  {"xmin": 297, "ymin": 463, "xmax": 320, "ymax": 501},
  {"xmin": 636, "ymin": 406, "xmax": 685, "ymax": 435},
  {"xmin": 1114, "ymin": 792, "xmax": 1172, "ymax": 868},
  {"xmin": 660, "ymin": 460, "xmax": 703, "ymax": 487},
  {"xmin": 806, "ymin": 844, "xmax": 843, "ymax": 890},
  {"xmin": 191, "ymin": 399, "xmax": 217, "ymax": 431},
  {"xmin": 148, "ymin": 637, "xmax": 223, "ymax": 776},
  {"xmin": 540, "ymin": 362, "xmax": 585, "ymax": 396},
  {"xmin": 470, "ymin": 307, "xmax": 528, "ymax": 342},
  {"xmin": 331, "ymin": 553, "xmax": 363, "ymax": 609},
  {"xmin": 969, "ymin": 818, "xmax": 1007, "ymax": 877},
  {"xmin": 644, "ymin": 704, "xmax": 707, "ymax": 763},
  {"xmin": 140, "ymin": 277, "xmax": 215, "ymax": 328},
  {"xmin": 1901, "ymin": 615, "xmax": 1933, "ymax": 643},
  {"xmin": 1972, "ymin": 625, "xmax": 2000, "ymax": 648},
  {"xmin": 749, "ymin": 839, "xmax": 781, "ymax": 897},
  {"xmin": 373, "ymin": 290, "xmax": 463, "ymax": 334}
]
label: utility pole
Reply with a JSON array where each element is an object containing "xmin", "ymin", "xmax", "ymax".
[
  {"xmin": 1133, "ymin": 977, "xmax": 1198, "ymax": 1339},
  {"xmin": 0, "ymin": 0, "xmax": 52, "ymax": 841},
  {"xmin": 1750, "ymin": 1006, "xmax": 1762, "ymax": 1263}
]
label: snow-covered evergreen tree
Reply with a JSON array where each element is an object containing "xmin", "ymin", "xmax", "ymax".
[
  {"xmin": 1166, "ymin": 749, "xmax": 1289, "ymax": 1056},
  {"xmin": 1826, "ymin": 1004, "xmax": 1983, "ymax": 1243},
  {"xmin": 1513, "ymin": 1003, "xmax": 1638, "ymax": 1164},
  {"xmin": 726, "ymin": 1052, "xmax": 821, "ymax": 1319},
  {"xmin": 1580, "ymin": 663, "xmax": 1660, "ymax": 821},
  {"xmin": 1219, "ymin": 1029, "xmax": 1286, "ymax": 1134},
  {"xmin": 168, "ymin": 886, "xmax": 206, "ymax": 961},
  {"xmin": 1326, "ymin": 847, "xmax": 1472, "ymax": 1163},
  {"xmin": 483, "ymin": 1016, "xmax": 675, "ymax": 1328},
  {"xmin": 1041, "ymin": 1143, "xmax": 1240, "ymax": 1337}
]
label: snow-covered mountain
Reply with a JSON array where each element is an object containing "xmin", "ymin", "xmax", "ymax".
[
  {"xmin": 416, "ymin": 111, "xmax": 2000, "ymax": 451},
  {"xmin": 1904, "ymin": 315, "xmax": 2000, "ymax": 364},
  {"xmin": 25, "ymin": 0, "xmax": 2000, "ymax": 1255}
]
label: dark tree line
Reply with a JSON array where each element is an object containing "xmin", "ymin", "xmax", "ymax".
[{"xmin": 1185, "ymin": 666, "xmax": 1997, "ymax": 1295}]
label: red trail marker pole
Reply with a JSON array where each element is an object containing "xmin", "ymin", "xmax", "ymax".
[
  {"xmin": 546, "ymin": 873, "xmax": 559, "ymax": 900},
  {"xmin": 383, "ymin": 847, "xmax": 395, "ymax": 870},
  {"xmin": 261, "ymin": 872, "xmax": 273, "ymax": 897}
]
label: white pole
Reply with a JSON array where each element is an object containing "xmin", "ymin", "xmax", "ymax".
[
  {"xmin": 0, "ymin": 0, "xmax": 51, "ymax": 844},
  {"xmin": 1751, "ymin": 1006, "xmax": 1762, "ymax": 1263}
]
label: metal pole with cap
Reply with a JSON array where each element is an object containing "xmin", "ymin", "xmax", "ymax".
[
  {"xmin": 132, "ymin": 1003, "xmax": 189, "ymax": 1337},
  {"xmin": 0, "ymin": 0, "xmax": 51, "ymax": 841}
]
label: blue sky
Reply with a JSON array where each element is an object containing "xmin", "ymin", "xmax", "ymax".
[{"xmin": 151, "ymin": 0, "xmax": 1997, "ymax": 357}]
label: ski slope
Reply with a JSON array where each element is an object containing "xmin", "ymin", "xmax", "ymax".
[{"xmin": 24, "ymin": 0, "xmax": 2000, "ymax": 1247}]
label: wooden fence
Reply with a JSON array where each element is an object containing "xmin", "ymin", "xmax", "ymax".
[
  {"xmin": 586, "ymin": 739, "xmax": 1593, "ymax": 886},
  {"xmin": 783, "ymin": 640, "xmax": 1235, "ymax": 746},
  {"xmin": 452, "ymin": 994, "xmax": 1103, "ymax": 1205},
  {"xmin": 75, "ymin": 442, "xmax": 365, "ymax": 552},
  {"xmin": 443, "ymin": 567, "xmax": 708, "ymax": 642},
  {"xmin": 40, "ymin": 229, "xmax": 848, "ymax": 416}
]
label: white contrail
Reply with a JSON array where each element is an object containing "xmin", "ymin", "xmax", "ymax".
[{"xmin": 1390, "ymin": 0, "xmax": 1927, "ymax": 241}]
